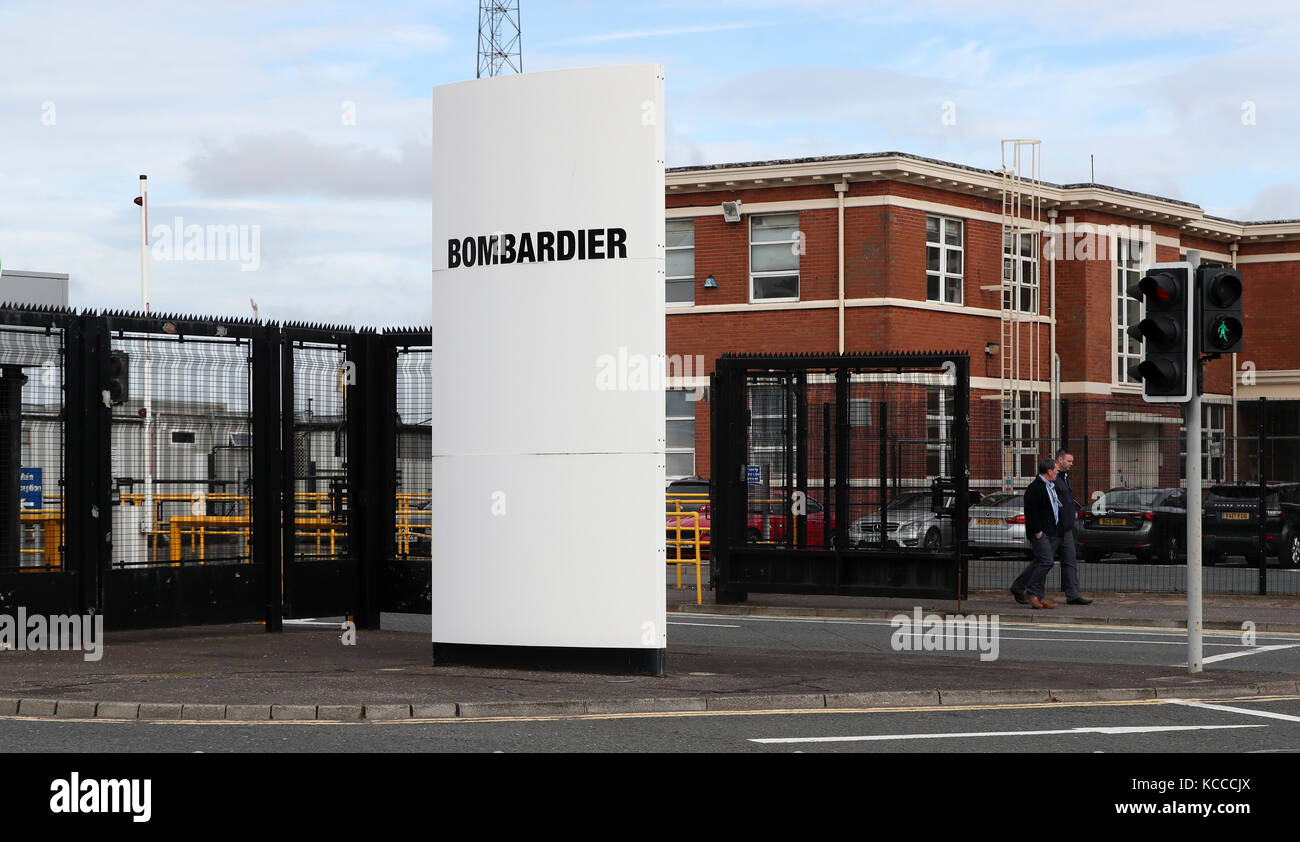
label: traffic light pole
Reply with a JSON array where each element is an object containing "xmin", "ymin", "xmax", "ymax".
[{"xmin": 1186, "ymin": 249, "xmax": 1203, "ymax": 674}]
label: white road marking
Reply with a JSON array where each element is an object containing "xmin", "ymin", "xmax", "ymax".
[
  {"xmin": 667, "ymin": 622, "xmax": 741, "ymax": 628},
  {"xmin": 673, "ymin": 613, "xmax": 1299, "ymax": 641},
  {"xmin": 749, "ymin": 723, "xmax": 1265, "ymax": 744},
  {"xmin": 1196, "ymin": 644, "xmax": 1300, "ymax": 664},
  {"xmin": 1165, "ymin": 699, "xmax": 1300, "ymax": 723}
]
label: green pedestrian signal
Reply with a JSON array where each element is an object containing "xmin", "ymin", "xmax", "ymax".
[{"xmin": 1197, "ymin": 267, "xmax": 1244, "ymax": 355}]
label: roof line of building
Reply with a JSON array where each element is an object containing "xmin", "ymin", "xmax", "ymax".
[{"xmin": 667, "ymin": 151, "xmax": 1299, "ymax": 227}]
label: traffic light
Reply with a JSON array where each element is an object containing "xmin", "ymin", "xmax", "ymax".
[
  {"xmin": 1198, "ymin": 265, "xmax": 1243, "ymax": 355},
  {"xmin": 1126, "ymin": 261, "xmax": 1193, "ymax": 403},
  {"xmin": 108, "ymin": 350, "xmax": 129, "ymax": 404}
]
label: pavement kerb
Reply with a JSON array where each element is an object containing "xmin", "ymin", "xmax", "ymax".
[{"xmin": 7, "ymin": 683, "xmax": 1299, "ymax": 721}]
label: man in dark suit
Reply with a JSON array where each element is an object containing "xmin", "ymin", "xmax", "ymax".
[
  {"xmin": 1010, "ymin": 456, "xmax": 1062, "ymax": 609},
  {"xmin": 1053, "ymin": 448, "xmax": 1092, "ymax": 605}
]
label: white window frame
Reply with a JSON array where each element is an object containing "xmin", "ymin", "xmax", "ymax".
[
  {"xmin": 1114, "ymin": 236, "xmax": 1146, "ymax": 387},
  {"xmin": 749, "ymin": 212, "xmax": 800, "ymax": 303},
  {"xmin": 926, "ymin": 215, "xmax": 964, "ymax": 305},
  {"xmin": 666, "ymin": 388, "xmax": 696, "ymax": 479},
  {"xmin": 1002, "ymin": 231, "xmax": 1038, "ymax": 314},
  {"xmin": 926, "ymin": 387, "xmax": 951, "ymax": 478},
  {"xmin": 1002, "ymin": 390, "xmax": 1039, "ymax": 481},
  {"xmin": 666, "ymin": 218, "xmax": 695, "ymax": 307}
]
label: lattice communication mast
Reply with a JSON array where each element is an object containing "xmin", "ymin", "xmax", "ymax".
[{"xmin": 477, "ymin": 1, "xmax": 522, "ymax": 78}]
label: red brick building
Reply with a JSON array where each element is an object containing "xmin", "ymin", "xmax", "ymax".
[{"xmin": 662, "ymin": 151, "xmax": 1300, "ymax": 501}]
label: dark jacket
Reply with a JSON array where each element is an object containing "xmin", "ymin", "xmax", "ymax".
[
  {"xmin": 1024, "ymin": 475, "xmax": 1060, "ymax": 538},
  {"xmin": 1054, "ymin": 471, "xmax": 1078, "ymax": 530}
]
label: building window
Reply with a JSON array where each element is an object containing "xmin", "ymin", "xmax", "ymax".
[
  {"xmin": 1116, "ymin": 237, "xmax": 1144, "ymax": 385},
  {"xmin": 1180, "ymin": 403, "xmax": 1227, "ymax": 484},
  {"xmin": 747, "ymin": 382, "xmax": 789, "ymax": 483},
  {"xmin": 927, "ymin": 387, "xmax": 952, "ymax": 477},
  {"xmin": 666, "ymin": 218, "xmax": 694, "ymax": 306},
  {"xmin": 926, "ymin": 216, "xmax": 963, "ymax": 305},
  {"xmin": 1003, "ymin": 232, "xmax": 1038, "ymax": 313},
  {"xmin": 750, "ymin": 213, "xmax": 800, "ymax": 302},
  {"xmin": 666, "ymin": 389, "xmax": 696, "ymax": 478},
  {"xmin": 1002, "ymin": 391, "xmax": 1039, "ymax": 479}
]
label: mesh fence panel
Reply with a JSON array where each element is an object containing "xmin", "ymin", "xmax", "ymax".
[
  {"xmin": 0, "ymin": 326, "xmax": 66, "ymax": 572},
  {"xmin": 109, "ymin": 332, "xmax": 253, "ymax": 567},
  {"xmin": 395, "ymin": 345, "xmax": 431, "ymax": 559},
  {"xmin": 289, "ymin": 342, "xmax": 350, "ymax": 562}
]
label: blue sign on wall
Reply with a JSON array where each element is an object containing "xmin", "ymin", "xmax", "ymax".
[
  {"xmin": 745, "ymin": 465, "xmax": 763, "ymax": 484},
  {"xmin": 19, "ymin": 467, "xmax": 41, "ymax": 510}
]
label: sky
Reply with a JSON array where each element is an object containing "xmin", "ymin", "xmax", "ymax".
[{"xmin": 1, "ymin": 0, "xmax": 1298, "ymax": 326}]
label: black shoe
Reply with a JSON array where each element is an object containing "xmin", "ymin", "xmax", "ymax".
[
  {"xmin": 1066, "ymin": 597, "xmax": 1093, "ymax": 605},
  {"xmin": 1010, "ymin": 587, "xmax": 1028, "ymax": 605}
]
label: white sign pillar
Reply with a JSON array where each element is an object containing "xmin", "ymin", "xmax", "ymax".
[{"xmin": 431, "ymin": 66, "xmax": 667, "ymax": 672}]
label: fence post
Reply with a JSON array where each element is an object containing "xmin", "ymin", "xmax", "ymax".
[
  {"xmin": 878, "ymin": 400, "xmax": 888, "ymax": 548},
  {"xmin": 1060, "ymin": 397, "xmax": 1070, "ymax": 451},
  {"xmin": 835, "ymin": 367, "xmax": 849, "ymax": 554},
  {"xmin": 1083, "ymin": 435, "xmax": 1090, "ymax": 505},
  {"xmin": 1258, "ymin": 396, "xmax": 1268, "ymax": 596},
  {"xmin": 822, "ymin": 402, "xmax": 831, "ymax": 550},
  {"xmin": 252, "ymin": 322, "xmax": 283, "ymax": 632}
]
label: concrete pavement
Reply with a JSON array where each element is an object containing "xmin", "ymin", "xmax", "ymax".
[{"xmin": 1, "ymin": 588, "xmax": 1298, "ymax": 721}]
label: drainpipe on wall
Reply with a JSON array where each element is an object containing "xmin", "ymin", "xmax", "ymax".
[
  {"xmin": 1230, "ymin": 240, "xmax": 1240, "ymax": 481},
  {"xmin": 1047, "ymin": 207, "xmax": 1059, "ymax": 446},
  {"xmin": 835, "ymin": 181, "xmax": 848, "ymax": 354}
]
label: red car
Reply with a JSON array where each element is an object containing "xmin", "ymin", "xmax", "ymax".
[{"xmin": 666, "ymin": 491, "xmax": 835, "ymax": 560}]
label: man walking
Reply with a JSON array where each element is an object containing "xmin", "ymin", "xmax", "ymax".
[
  {"xmin": 1053, "ymin": 448, "xmax": 1092, "ymax": 605},
  {"xmin": 1010, "ymin": 457, "xmax": 1062, "ymax": 609}
]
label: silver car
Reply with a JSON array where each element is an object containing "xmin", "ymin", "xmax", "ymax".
[
  {"xmin": 848, "ymin": 490, "xmax": 970, "ymax": 550},
  {"xmin": 967, "ymin": 491, "xmax": 1030, "ymax": 556}
]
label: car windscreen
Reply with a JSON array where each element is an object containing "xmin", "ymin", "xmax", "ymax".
[{"xmin": 972, "ymin": 492, "xmax": 1020, "ymax": 508}]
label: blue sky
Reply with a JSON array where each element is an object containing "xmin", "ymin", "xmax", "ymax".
[{"xmin": 1, "ymin": 0, "xmax": 1297, "ymax": 325}]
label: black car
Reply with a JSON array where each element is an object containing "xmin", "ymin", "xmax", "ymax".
[
  {"xmin": 1075, "ymin": 487, "xmax": 1186, "ymax": 564},
  {"xmin": 1203, "ymin": 482, "xmax": 1300, "ymax": 568}
]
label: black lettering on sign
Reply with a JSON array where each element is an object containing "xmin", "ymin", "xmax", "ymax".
[{"xmin": 445, "ymin": 228, "xmax": 631, "ymax": 267}]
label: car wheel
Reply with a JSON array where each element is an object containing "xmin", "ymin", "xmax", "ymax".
[
  {"xmin": 923, "ymin": 528, "xmax": 942, "ymax": 551},
  {"xmin": 1245, "ymin": 552, "xmax": 1264, "ymax": 569},
  {"xmin": 746, "ymin": 528, "xmax": 762, "ymax": 544},
  {"xmin": 1205, "ymin": 552, "xmax": 1224, "ymax": 567},
  {"xmin": 827, "ymin": 533, "xmax": 838, "ymax": 550},
  {"xmin": 1285, "ymin": 532, "xmax": 1300, "ymax": 569},
  {"xmin": 1159, "ymin": 533, "xmax": 1180, "ymax": 565},
  {"xmin": 1083, "ymin": 549, "xmax": 1101, "ymax": 565},
  {"xmin": 1135, "ymin": 550, "xmax": 1153, "ymax": 564}
]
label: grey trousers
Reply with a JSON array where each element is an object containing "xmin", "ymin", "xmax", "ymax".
[
  {"xmin": 1057, "ymin": 529, "xmax": 1082, "ymax": 600},
  {"xmin": 1013, "ymin": 532, "xmax": 1060, "ymax": 599}
]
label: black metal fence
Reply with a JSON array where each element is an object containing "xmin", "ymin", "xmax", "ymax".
[
  {"xmin": 710, "ymin": 352, "xmax": 971, "ymax": 601},
  {"xmin": 965, "ymin": 396, "xmax": 1300, "ymax": 596},
  {"xmin": 0, "ymin": 306, "xmax": 431, "ymax": 630}
]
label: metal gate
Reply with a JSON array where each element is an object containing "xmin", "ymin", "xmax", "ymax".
[
  {"xmin": 710, "ymin": 352, "xmax": 971, "ymax": 602},
  {"xmin": 99, "ymin": 311, "xmax": 279, "ymax": 630}
]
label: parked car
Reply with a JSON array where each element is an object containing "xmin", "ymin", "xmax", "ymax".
[
  {"xmin": 967, "ymin": 492, "xmax": 1029, "ymax": 556},
  {"xmin": 1203, "ymin": 482, "xmax": 1300, "ymax": 568},
  {"xmin": 1076, "ymin": 487, "xmax": 1185, "ymax": 564},
  {"xmin": 665, "ymin": 484, "xmax": 836, "ymax": 560},
  {"xmin": 847, "ymin": 489, "xmax": 982, "ymax": 550}
]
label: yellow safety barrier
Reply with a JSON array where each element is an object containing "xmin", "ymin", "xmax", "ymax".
[
  {"xmin": 19, "ymin": 508, "xmax": 64, "ymax": 569},
  {"xmin": 666, "ymin": 493, "xmax": 709, "ymax": 605}
]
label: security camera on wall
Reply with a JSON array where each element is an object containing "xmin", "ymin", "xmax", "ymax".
[{"xmin": 721, "ymin": 200, "xmax": 742, "ymax": 223}]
